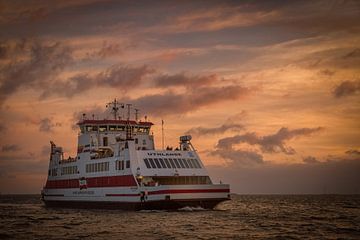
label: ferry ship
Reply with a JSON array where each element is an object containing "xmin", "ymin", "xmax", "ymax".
[{"xmin": 42, "ymin": 99, "xmax": 230, "ymax": 210}]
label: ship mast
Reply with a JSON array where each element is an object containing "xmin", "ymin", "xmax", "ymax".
[{"xmin": 106, "ymin": 98, "xmax": 124, "ymax": 120}]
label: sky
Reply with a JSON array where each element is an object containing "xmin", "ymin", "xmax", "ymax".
[{"xmin": 0, "ymin": 0, "xmax": 359, "ymax": 194}]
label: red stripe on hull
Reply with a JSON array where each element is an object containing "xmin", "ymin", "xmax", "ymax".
[
  {"xmin": 148, "ymin": 188, "xmax": 230, "ymax": 195},
  {"xmin": 44, "ymin": 175, "xmax": 137, "ymax": 189},
  {"xmin": 106, "ymin": 193, "xmax": 140, "ymax": 197}
]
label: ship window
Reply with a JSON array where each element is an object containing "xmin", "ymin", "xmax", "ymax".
[
  {"xmin": 80, "ymin": 126, "xmax": 85, "ymax": 133},
  {"xmin": 154, "ymin": 158, "xmax": 161, "ymax": 168},
  {"xmin": 93, "ymin": 126, "xmax": 98, "ymax": 131},
  {"xmin": 182, "ymin": 158, "xmax": 190, "ymax": 168},
  {"xmin": 159, "ymin": 158, "xmax": 166, "ymax": 168},
  {"xmin": 164, "ymin": 158, "xmax": 171, "ymax": 168},
  {"xmin": 178, "ymin": 158, "xmax": 185, "ymax": 168},
  {"xmin": 173, "ymin": 159, "xmax": 181, "ymax": 168},
  {"xmin": 103, "ymin": 137, "xmax": 108, "ymax": 146},
  {"xmin": 117, "ymin": 125, "xmax": 125, "ymax": 131},
  {"xmin": 144, "ymin": 127, "xmax": 150, "ymax": 133},
  {"xmin": 191, "ymin": 159, "xmax": 201, "ymax": 168},
  {"xmin": 185, "ymin": 159, "xmax": 195, "ymax": 168},
  {"xmin": 142, "ymin": 139, "xmax": 146, "ymax": 145},
  {"xmin": 99, "ymin": 125, "xmax": 107, "ymax": 132},
  {"xmin": 144, "ymin": 159, "xmax": 151, "ymax": 168},
  {"xmin": 126, "ymin": 160, "xmax": 130, "ymax": 168},
  {"xmin": 109, "ymin": 125, "xmax": 116, "ymax": 131},
  {"xmin": 135, "ymin": 138, "xmax": 138, "ymax": 144},
  {"xmin": 149, "ymin": 158, "xmax": 156, "ymax": 168},
  {"xmin": 168, "ymin": 158, "xmax": 176, "ymax": 168}
]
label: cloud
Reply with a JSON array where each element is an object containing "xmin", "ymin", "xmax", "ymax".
[
  {"xmin": 210, "ymin": 149, "xmax": 264, "ymax": 165},
  {"xmin": 127, "ymin": 85, "xmax": 255, "ymax": 116},
  {"xmin": 0, "ymin": 40, "xmax": 73, "ymax": 104},
  {"xmin": 38, "ymin": 118, "xmax": 61, "ymax": 133},
  {"xmin": 1, "ymin": 144, "xmax": 21, "ymax": 152},
  {"xmin": 154, "ymin": 72, "xmax": 218, "ymax": 88},
  {"xmin": 207, "ymin": 158, "xmax": 360, "ymax": 194},
  {"xmin": 332, "ymin": 80, "xmax": 360, "ymax": 98},
  {"xmin": 98, "ymin": 64, "xmax": 155, "ymax": 88},
  {"xmin": 186, "ymin": 123, "xmax": 245, "ymax": 136},
  {"xmin": 84, "ymin": 41, "xmax": 136, "ymax": 60},
  {"xmin": 343, "ymin": 48, "xmax": 360, "ymax": 59},
  {"xmin": 216, "ymin": 127, "xmax": 323, "ymax": 155},
  {"xmin": 210, "ymin": 127, "xmax": 323, "ymax": 165},
  {"xmin": 186, "ymin": 112, "xmax": 247, "ymax": 136},
  {"xmin": 303, "ymin": 155, "xmax": 320, "ymax": 164},
  {"xmin": 345, "ymin": 149, "xmax": 360, "ymax": 156}
]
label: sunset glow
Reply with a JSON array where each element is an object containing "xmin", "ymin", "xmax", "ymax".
[{"xmin": 0, "ymin": 0, "xmax": 359, "ymax": 194}]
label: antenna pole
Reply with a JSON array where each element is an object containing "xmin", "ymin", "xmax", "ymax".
[
  {"xmin": 134, "ymin": 109, "xmax": 139, "ymax": 122},
  {"xmin": 162, "ymin": 119, "xmax": 164, "ymax": 150},
  {"xmin": 126, "ymin": 104, "xmax": 132, "ymax": 121},
  {"xmin": 106, "ymin": 98, "xmax": 123, "ymax": 120}
]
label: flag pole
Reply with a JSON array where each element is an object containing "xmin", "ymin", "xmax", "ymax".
[{"xmin": 161, "ymin": 119, "xmax": 164, "ymax": 150}]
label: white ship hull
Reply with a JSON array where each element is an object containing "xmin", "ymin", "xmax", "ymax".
[{"xmin": 43, "ymin": 184, "xmax": 230, "ymax": 210}]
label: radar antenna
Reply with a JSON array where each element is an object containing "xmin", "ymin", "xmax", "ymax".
[{"xmin": 106, "ymin": 98, "xmax": 124, "ymax": 120}]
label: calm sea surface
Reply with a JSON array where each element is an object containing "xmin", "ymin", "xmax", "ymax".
[{"xmin": 0, "ymin": 194, "xmax": 359, "ymax": 239}]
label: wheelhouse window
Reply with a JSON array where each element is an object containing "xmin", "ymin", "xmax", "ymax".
[
  {"xmin": 144, "ymin": 158, "xmax": 151, "ymax": 168},
  {"xmin": 173, "ymin": 158, "xmax": 181, "ymax": 168},
  {"xmin": 99, "ymin": 125, "xmax": 107, "ymax": 132},
  {"xmin": 109, "ymin": 125, "xmax": 116, "ymax": 131},
  {"xmin": 117, "ymin": 125, "xmax": 125, "ymax": 131},
  {"xmin": 169, "ymin": 158, "xmax": 176, "ymax": 168},
  {"xmin": 159, "ymin": 158, "xmax": 166, "ymax": 168},
  {"xmin": 164, "ymin": 158, "xmax": 171, "ymax": 168},
  {"xmin": 149, "ymin": 158, "xmax": 156, "ymax": 168},
  {"xmin": 182, "ymin": 158, "xmax": 190, "ymax": 168},
  {"xmin": 154, "ymin": 158, "xmax": 161, "ymax": 168},
  {"xmin": 178, "ymin": 158, "xmax": 185, "ymax": 168}
]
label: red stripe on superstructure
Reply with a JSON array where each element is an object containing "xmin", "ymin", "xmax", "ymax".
[
  {"xmin": 78, "ymin": 120, "xmax": 153, "ymax": 126},
  {"xmin": 105, "ymin": 188, "xmax": 229, "ymax": 197},
  {"xmin": 44, "ymin": 175, "xmax": 137, "ymax": 189},
  {"xmin": 148, "ymin": 189, "xmax": 230, "ymax": 195}
]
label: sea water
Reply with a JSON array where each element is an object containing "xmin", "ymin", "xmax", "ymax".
[{"xmin": 0, "ymin": 194, "xmax": 359, "ymax": 239}]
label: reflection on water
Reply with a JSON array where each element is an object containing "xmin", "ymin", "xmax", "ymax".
[{"xmin": 0, "ymin": 194, "xmax": 359, "ymax": 239}]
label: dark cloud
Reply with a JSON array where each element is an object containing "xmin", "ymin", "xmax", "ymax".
[
  {"xmin": 186, "ymin": 112, "xmax": 246, "ymax": 136},
  {"xmin": 0, "ymin": 122, "xmax": 6, "ymax": 133},
  {"xmin": 333, "ymin": 80, "xmax": 360, "ymax": 98},
  {"xmin": 154, "ymin": 72, "xmax": 218, "ymax": 88},
  {"xmin": 98, "ymin": 64, "xmax": 155, "ymax": 88},
  {"xmin": 1, "ymin": 144, "xmax": 21, "ymax": 152},
  {"xmin": 210, "ymin": 149, "xmax": 264, "ymax": 165},
  {"xmin": 186, "ymin": 123, "xmax": 244, "ymax": 136},
  {"xmin": 303, "ymin": 155, "xmax": 320, "ymax": 164},
  {"xmin": 345, "ymin": 149, "xmax": 360, "ymax": 156},
  {"xmin": 318, "ymin": 69, "xmax": 335, "ymax": 76},
  {"xmin": 127, "ymin": 85, "xmax": 255, "ymax": 116},
  {"xmin": 0, "ymin": 40, "xmax": 73, "ymax": 104},
  {"xmin": 41, "ymin": 73, "xmax": 95, "ymax": 99},
  {"xmin": 209, "ymin": 126, "xmax": 323, "ymax": 166},
  {"xmin": 38, "ymin": 118, "xmax": 61, "ymax": 133},
  {"xmin": 216, "ymin": 127, "xmax": 323, "ymax": 155},
  {"xmin": 343, "ymin": 48, "xmax": 360, "ymax": 59},
  {"xmin": 84, "ymin": 41, "xmax": 136, "ymax": 60},
  {"xmin": 207, "ymin": 158, "xmax": 360, "ymax": 194},
  {"xmin": 41, "ymin": 64, "xmax": 155, "ymax": 98}
]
